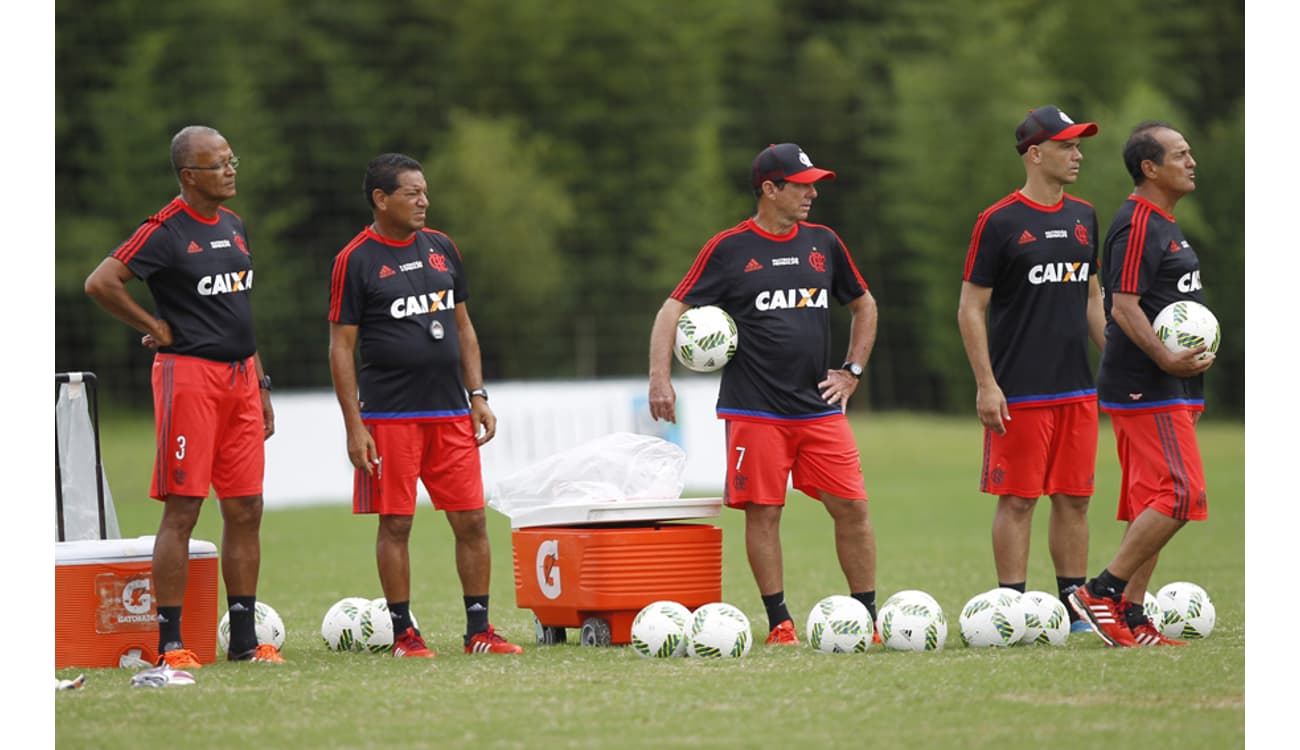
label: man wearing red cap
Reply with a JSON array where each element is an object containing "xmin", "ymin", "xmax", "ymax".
[
  {"xmin": 648, "ymin": 143, "xmax": 880, "ymax": 645},
  {"xmin": 957, "ymin": 106, "xmax": 1104, "ymax": 633}
]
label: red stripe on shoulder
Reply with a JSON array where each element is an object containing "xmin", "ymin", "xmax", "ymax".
[
  {"xmin": 113, "ymin": 200, "xmax": 185, "ymax": 264},
  {"xmin": 672, "ymin": 220, "xmax": 750, "ymax": 300},
  {"xmin": 328, "ymin": 230, "xmax": 371, "ymax": 322},
  {"xmin": 1121, "ymin": 203, "xmax": 1150, "ymax": 293},
  {"xmin": 963, "ymin": 193, "xmax": 1018, "ymax": 280}
]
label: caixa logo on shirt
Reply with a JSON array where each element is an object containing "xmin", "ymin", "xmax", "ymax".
[
  {"xmin": 755, "ymin": 288, "xmax": 828, "ymax": 310},
  {"xmin": 197, "ymin": 269, "xmax": 253, "ymax": 295},
  {"xmin": 390, "ymin": 289, "xmax": 456, "ymax": 318},
  {"xmin": 1178, "ymin": 270, "xmax": 1202, "ymax": 292},
  {"xmin": 1027, "ymin": 262, "xmax": 1089, "ymax": 285}
]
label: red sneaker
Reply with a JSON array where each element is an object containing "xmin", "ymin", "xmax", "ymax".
[
  {"xmin": 1068, "ymin": 587, "xmax": 1139, "ymax": 647},
  {"xmin": 765, "ymin": 619, "xmax": 799, "ymax": 645},
  {"xmin": 465, "ymin": 625, "xmax": 523, "ymax": 655},
  {"xmin": 1130, "ymin": 621, "xmax": 1188, "ymax": 646},
  {"xmin": 393, "ymin": 627, "xmax": 436, "ymax": 658}
]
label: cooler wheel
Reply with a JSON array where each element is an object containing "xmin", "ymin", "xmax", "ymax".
[
  {"xmin": 579, "ymin": 617, "xmax": 611, "ymax": 647},
  {"xmin": 534, "ymin": 616, "xmax": 567, "ymax": 645}
]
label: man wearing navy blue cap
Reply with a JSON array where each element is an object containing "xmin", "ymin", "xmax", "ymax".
[
  {"xmin": 648, "ymin": 143, "xmax": 880, "ymax": 646},
  {"xmin": 958, "ymin": 106, "xmax": 1104, "ymax": 633}
]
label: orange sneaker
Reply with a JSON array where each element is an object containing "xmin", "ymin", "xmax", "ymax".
[
  {"xmin": 393, "ymin": 627, "xmax": 436, "ymax": 658},
  {"xmin": 465, "ymin": 625, "xmax": 523, "ymax": 655},
  {"xmin": 765, "ymin": 619, "xmax": 799, "ymax": 645},
  {"xmin": 158, "ymin": 648, "xmax": 202, "ymax": 669},
  {"xmin": 1069, "ymin": 587, "xmax": 1139, "ymax": 647},
  {"xmin": 251, "ymin": 644, "xmax": 286, "ymax": 662},
  {"xmin": 1130, "ymin": 621, "xmax": 1188, "ymax": 646},
  {"xmin": 229, "ymin": 643, "xmax": 285, "ymax": 662}
]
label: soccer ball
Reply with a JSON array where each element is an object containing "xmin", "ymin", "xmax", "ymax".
[
  {"xmin": 1155, "ymin": 582, "xmax": 1216, "ymax": 639},
  {"xmin": 353, "ymin": 598, "xmax": 420, "ymax": 654},
  {"xmin": 959, "ymin": 589, "xmax": 1026, "ymax": 648},
  {"xmin": 686, "ymin": 602, "xmax": 752, "ymax": 658},
  {"xmin": 1019, "ymin": 590, "xmax": 1069, "ymax": 646},
  {"xmin": 881, "ymin": 589, "xmax": 940, "ymax": 612},
  {"xmin": 1153, "ymin": 300, "xmax": 1220, "ymax": 359},
  {"xmin": 805, "ymin": 595, "xmax": 873, "ymax": 654},
  {"xmin": 320, "ymin": 596, "xmax": 369, "ymax": 652},
  {"xmin": 674, "ymin": 305, "xmax": 738, "ymax": 373},
  {"xmin": 877, "ymin": 591, "xmax": 947, "ymax": 652},
  {"xmin": 1142, "ymin": 592, "xmax": 1163, "ymax": 624},
  {"xmin": 217, "ymin": 601, "xmax": 286, "ymax": 653},
  {"xmin": 630, "ymin": 600, "xmax": 692, "ymax": 658}
]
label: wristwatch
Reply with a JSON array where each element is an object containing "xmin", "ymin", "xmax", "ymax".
[
  {"xmin": 468, "ymin": 387, "xmax": 489, "ymax": 402},
  {"xmin": 258, "ymin": 375, "xmax": 273, "ymax": 391},
  {"xmin": 841, "ymin": 362, "xmax": 863, "ymax": 379}
]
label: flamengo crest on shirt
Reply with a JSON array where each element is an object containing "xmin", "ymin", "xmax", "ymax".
[
  {"xmin": 197, "ymin": 269, "xmax": 253, "ymax": 295},
  {"xmin": 755, "ymin": 288, "xmax": 828, "ymax": 310},
  {"xmin": 390, "ymin": 289, "xmax": 456, "ymax": 318}
]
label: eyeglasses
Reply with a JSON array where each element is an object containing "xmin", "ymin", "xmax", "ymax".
[{"xmin": 181, "ymin": 156, "xmax": 240, "ymax": 171}]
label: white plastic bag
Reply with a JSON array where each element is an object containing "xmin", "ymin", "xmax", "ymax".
[{"xmin": 486, "ymin": 432, "xmax": 685, "ymax": 515}]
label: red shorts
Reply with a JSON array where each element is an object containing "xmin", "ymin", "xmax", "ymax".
[
  {"xmin": 981, "ymin": 400, "xmax": 1097, "ymax": 499},
  {"xmin": 1110, "ymin": 409, "xmax": 1208, "ymax": 522},
  {"xmin": 150, "ymin": 354, "xmax": 265, "ymax": 501},
  {"xmin": 353, "ymin": 418, "xmax": 484, "ymax": 516},
  {"xmin": 722, "ymin": 416, "xmax": 866, "ymax": 508}
]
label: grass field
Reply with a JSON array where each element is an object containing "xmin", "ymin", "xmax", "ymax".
[{"xmin": 54, "ymin": 408, "xmax": 1245, "ymax": 749}]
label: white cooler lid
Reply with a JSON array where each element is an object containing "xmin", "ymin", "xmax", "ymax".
[
  {"xmin": 55, "ymin": 535, "xmax": 218, "ymax": 564},
  {"xmin": 504, "ymin": 496, "xmax": 722, "ymax": 529}
]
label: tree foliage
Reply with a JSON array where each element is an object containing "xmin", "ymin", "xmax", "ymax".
[{"xmin": 55, "ymin": 0, "xmax": 1244, "ymax": 415}]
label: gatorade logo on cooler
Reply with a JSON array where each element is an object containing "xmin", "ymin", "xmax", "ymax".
[{"xmin": 536, "ymin": 539, "xmax": 562, "ymax": 600}]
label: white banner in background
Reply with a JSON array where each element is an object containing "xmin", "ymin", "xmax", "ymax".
[{"xmin": 262, "ymin": 378, "xmax": 727, "ymax": 509}]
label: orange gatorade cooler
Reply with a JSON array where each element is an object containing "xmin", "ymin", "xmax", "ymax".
[
  {"xmin": 55, "ymin": 535, "xmax": 220, "ymax": 668},
  {"xmin": 509, "ymin": 497, "xmax": 723, "ymax": 646}
]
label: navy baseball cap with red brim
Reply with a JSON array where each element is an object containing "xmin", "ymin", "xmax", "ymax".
[
  {"xmin": 751, "ymin": 143, "xmax": 836, "ymax": 189},
  {"xmin": 1015, "ymin": 105, "xmax": 1099, "ymax": 154}
]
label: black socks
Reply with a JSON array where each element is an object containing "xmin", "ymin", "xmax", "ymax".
[
  {"xmin": 762, "ymin": 591, "xmax": 792, "ymax": 631},
  {"xmin": 226, "ymin": 596, "xmax": 258, "ymax": 655}
]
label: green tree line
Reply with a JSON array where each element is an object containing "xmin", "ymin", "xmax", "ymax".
[{"xmin": 54, "ymin": 0, "xmax": 1244, "ymax": 416}]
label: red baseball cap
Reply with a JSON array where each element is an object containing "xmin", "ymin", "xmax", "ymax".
[
  {"xmin": 751, "ymin": 143, "xmax": 836, "ymax": 190},
  {"xmin": 1015, "ymin": 106, "xmax": 1099, "ymax": 154}
]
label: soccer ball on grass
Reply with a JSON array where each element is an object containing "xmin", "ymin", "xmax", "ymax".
[
  {"xmin": 686, "ymin": 602, "xmax": 752, "ymax": 658},
  {"xmin": 805, "ymin": 595, "xmax": 873, "ymax": 654},
  {"xmin": 353, "ymin": 598, "xmax": 421, "ymax": 654},
  {"xmin": 877, "ymin": 590, "xmax": 947, "ymax": 651},
  {"xmin": 674, "ymin": 305, "xmax": 738, "ymax": 373},
  {"xmin": 1019, "ymin": 590, "xmax": 1069, "ymax": 646},
  {"xmin": 959, "ymin": 588, "xmax": 1026, "ymax": 648},
  {"xmin": 630, "ymin": 600, "xmax": 692, "ymax": 658},
  {"xmin": 1155, "ymin": 582, "xmax": 1216, "ymax": 639},
  {"xmin": 320, "ymin": 596, "xmax": 369, "ymax": 652}
]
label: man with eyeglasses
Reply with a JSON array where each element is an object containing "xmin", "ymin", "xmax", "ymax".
[{"xmin": 85, "ymin": 125, "xmax": 283, "ymax": 669}]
